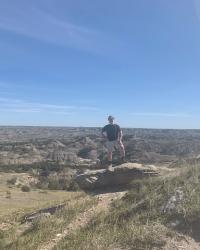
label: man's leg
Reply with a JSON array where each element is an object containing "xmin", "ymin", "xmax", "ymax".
[
  {"xmin": 107, "ymin": 151, "xmax": 113, "ymax": 171},
  {"xmin": 108, "ymin": 151, "xmax": 112, "ymax": 163},
  {"xmin": 119, "ymin": 141, "xmax": 125, "ymax": 162},
  {"xmin": 105, "ymin": 141, "xmax": 113, "ymax": 167}
]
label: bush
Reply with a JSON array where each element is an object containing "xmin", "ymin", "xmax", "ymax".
[
  {"xmin": 7, "ymin": 177, "xmax": 17, "ymax": 185},
  {"xmin": 21, "ymin": 185, "xmax": 31, "ymax": 192},
  {"xmin": 68, "ymin": 178, "xmax": 80, "ymax": 191},
  {"xmin": 48, "ymin": 179, "xmax": 60, "ymax": 190},
  {"xmin": 78, "ymin": 147, "xmax": 92, "ymax": 158},
  {"xmin": 6, "ymin": 190, "xmax": 11, "ymax": 199},
  {"xmin": 36, "ymin": 167, "xmax": 76, "ymax": 191}
]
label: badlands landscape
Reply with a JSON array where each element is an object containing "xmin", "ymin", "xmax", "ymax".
[
  {"xmin": 1, "ymin": 126, "xmax": 200, "ymax": 249},
  {"xmin": 1, "ymin": 126, "xmax": 200, "ymax": 168}
]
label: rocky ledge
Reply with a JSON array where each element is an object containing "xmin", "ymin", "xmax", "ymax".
[{"xmin": 75, "ymin": 162, "xmax": 160, "ymax": 190}]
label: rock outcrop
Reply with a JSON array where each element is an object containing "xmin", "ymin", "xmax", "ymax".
[
  {"xmin": 21, "ymin": 203, "xmax": 66, "ymax": 223},
  {"xmin": 75, "ymin": 163, "xmax": 159, "ymax": 190}
]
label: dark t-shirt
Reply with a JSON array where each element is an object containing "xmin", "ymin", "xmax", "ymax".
[{"xmin": 102, "ymin": 124, "xmax": 121, "ymax": 141}]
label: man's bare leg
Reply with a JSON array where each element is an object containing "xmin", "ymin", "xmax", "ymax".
[
  {"xmin": 107, "ymin": 152, "xmax": 113, "ymax": 171},
  {"xmin": 108, "ymin": 151, "xmax": 112, "ymax": 163},
  {"xmin": 119, "ymin": 141, "xmax": 126, "ymax": 162}
]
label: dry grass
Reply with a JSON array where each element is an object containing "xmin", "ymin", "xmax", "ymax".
[
  {"xmin": 2, "ymin": 164, "xmax": 200, "ymax": 250},
  {"xmin": 0, "ymin": 172, "xmax": 94, "ymax": 249},
  {"xmin": 0, "ymin": 194, "xmax": 97, "ymax": 250},
  {"xmin": 54, "ymin": 164, "xmax": 200, "ymax": 250},
  {"xmin": 0, "ymin": 188, "xmax": 82, "ymax": 220},
  {"xmin": 0, "ymin": 172, "xmax": 83, "ymax": 220}
]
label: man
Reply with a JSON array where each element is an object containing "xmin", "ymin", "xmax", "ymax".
[{"xmin": 102, "ymin": 115, "xmax": 125, "ymax": 169}]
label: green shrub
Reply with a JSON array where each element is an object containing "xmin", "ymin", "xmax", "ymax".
[
  {"xmin": 21, "ymin": 185, "xmax": 31, "ymax": 192},
  {"xmin": 7, "ymin": 177, "xmax": 17, "ymax": 185},
  {"xmin": 36, "ymin": 168, "xmax": 75, "ymax": 191},
  {"xmin": 68, "ymin": 178, "xmax": 80, "ymax": 191},
  {"xmin": 48, "ymin": 179, "xmax": 60, "ymax": 190}
]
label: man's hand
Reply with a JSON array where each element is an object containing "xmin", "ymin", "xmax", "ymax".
[
  {"xmin": 117, "ymin": 138, "xmax": 122, "ymax": 143},
  {"xmin": 101, "ymin": 137, "xmax": 107, "ymax": 143}
]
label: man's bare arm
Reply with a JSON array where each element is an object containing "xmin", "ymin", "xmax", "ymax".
[
  {"xmin": 118, "ymin": 130, "xmax": 123, "ymax": 141},
  {"xmin": 102, "ymin": 131, "xmax": 107, "ymax": 139}
]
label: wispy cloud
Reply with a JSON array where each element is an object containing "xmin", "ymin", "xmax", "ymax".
[
  {"xmin": 0, "ymin": 1, "xmax": 113, "ymax": 53},
  {"xmin": 131, "ymin": 112, "xmax": 191, "ymax": 117},
  {"xmin": 194, "ymin": 0, "xmax": 200, "ymax": 22},
  {"xmin": 0, "ymin": 97, "xmax": 99, "ymax": 114}
]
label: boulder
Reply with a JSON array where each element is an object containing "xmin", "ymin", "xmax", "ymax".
[
  {"xmin": 21, "ymin": 203, "xmax": 65, "ymax": 223},
  {"xmin": 75, "ymin": 163, "xmax": 159, "ymax": 190}
]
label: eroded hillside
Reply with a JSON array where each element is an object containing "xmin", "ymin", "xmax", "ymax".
[
  {"xmin": 1, "ymin": 127, "xmax": 200, "ymax": 168},
  {"xmin": 1, "ymin": 127, "xmax": 200, "ymax": 249}
]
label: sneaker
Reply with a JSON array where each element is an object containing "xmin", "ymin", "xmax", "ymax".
[{"xmin": 107, "ymin": 164, "xmax": 114, "ymax": 172}]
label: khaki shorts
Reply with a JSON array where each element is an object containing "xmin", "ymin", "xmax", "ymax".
[{"xmin": 105, "ymin": 140, "xmax": 120, "ymax": 153}]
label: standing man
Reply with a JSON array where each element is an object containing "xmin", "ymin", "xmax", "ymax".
[{"xmin": 102, "ymin": 115, "xmax": 125, "ymax": 169}]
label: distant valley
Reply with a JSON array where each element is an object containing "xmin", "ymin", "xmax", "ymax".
[{"xmin": 1, "ymin": 126, "xmax": 200, "ymax": 168}]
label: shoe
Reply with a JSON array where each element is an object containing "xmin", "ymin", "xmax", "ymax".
[{"xmin": 107, "ymin": 164, "xmax": 114, "ymax": 172}]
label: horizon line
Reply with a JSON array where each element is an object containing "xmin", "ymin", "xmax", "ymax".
[{"xmin": 0, "ymin": 124, "xmax": 200, "ymax": 130}]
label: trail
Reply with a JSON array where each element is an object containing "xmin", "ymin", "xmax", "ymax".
[{"xmin": 39, "ymin": 191, "xmax": 127, "ymax": 250}]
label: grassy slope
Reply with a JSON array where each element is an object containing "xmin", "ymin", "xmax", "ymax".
[
  {"xmin": 55, "ymin": 164, "xmax": 200, "ymax": 250},
  {"xmin": 0, "ymin": 172, "xmax": 97, "ymax": 249},
  {"xmin": 2, "ymin": 164, "xmax": 200, "ymax": 250},
  {"xmin": 0, "ymin": 192, "xmax": 97, "ymax": 250},
  {"xmin": 0, "ymin": 173, "xmax": 82, "ymax": 220}
]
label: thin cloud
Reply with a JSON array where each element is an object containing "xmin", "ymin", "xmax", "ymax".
[
  {"xmin": 0, "ymin": 97, "xmax": 99, "ymax": 114},
  {"xmin": 0, "ymin": 1, "xmax": 114, "ymax": 53},
  {"xmin": 0, "ymin": 97, "xmax": 23, "ymax": 103},
  {"xmin": 31, "ymin": 103, "xmax": 98, "ymax": 111},
  {"xmin": 0, "ymin": 108, "xmax": 40, "ymax": 113},
  {"xmin": 131, "ymin": 112, "xmax": 191, "ymax": 117},
  {"xmin": 50, "ymin": 111, "xmax": 76, "ymax": 115},
  {"xmin": 194, "ymin": 0, "xmax": 200, "ymax": 22}
]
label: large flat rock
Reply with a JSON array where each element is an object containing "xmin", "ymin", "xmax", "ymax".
[{"xmin": 75, "ymin": 163, "xmax": 159, "ymax": 190}]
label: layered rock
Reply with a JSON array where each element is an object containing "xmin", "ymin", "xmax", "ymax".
[{"xmin": 75, "ymin": 163, "xmax": 159, "ymax": 190}]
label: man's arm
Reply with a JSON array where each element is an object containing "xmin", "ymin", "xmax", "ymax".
[
  {"xmin": 118, "ymin": 130, "xmax": 123, "ymax": 140},
  {"xmin": 102, "ymin": 126, "xmax": 107, "ymax": 139},
  {"xmin": 117, "ymin": 125, "xmax": 123, "ymax": 141}
]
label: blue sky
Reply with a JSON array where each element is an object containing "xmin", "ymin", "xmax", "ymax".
[{"xmin": 0, "ymin": 0, "xmax": 200, "ymax": 128}]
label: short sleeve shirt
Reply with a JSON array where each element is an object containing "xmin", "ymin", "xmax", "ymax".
[{"xmin": 102, "ymin": 124, "xmax": 121, "ymax": 141}]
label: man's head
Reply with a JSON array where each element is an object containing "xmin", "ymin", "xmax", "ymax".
[{"xmin": 108, "ymin": 115, "xmax": 115, "ymax": 124}]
